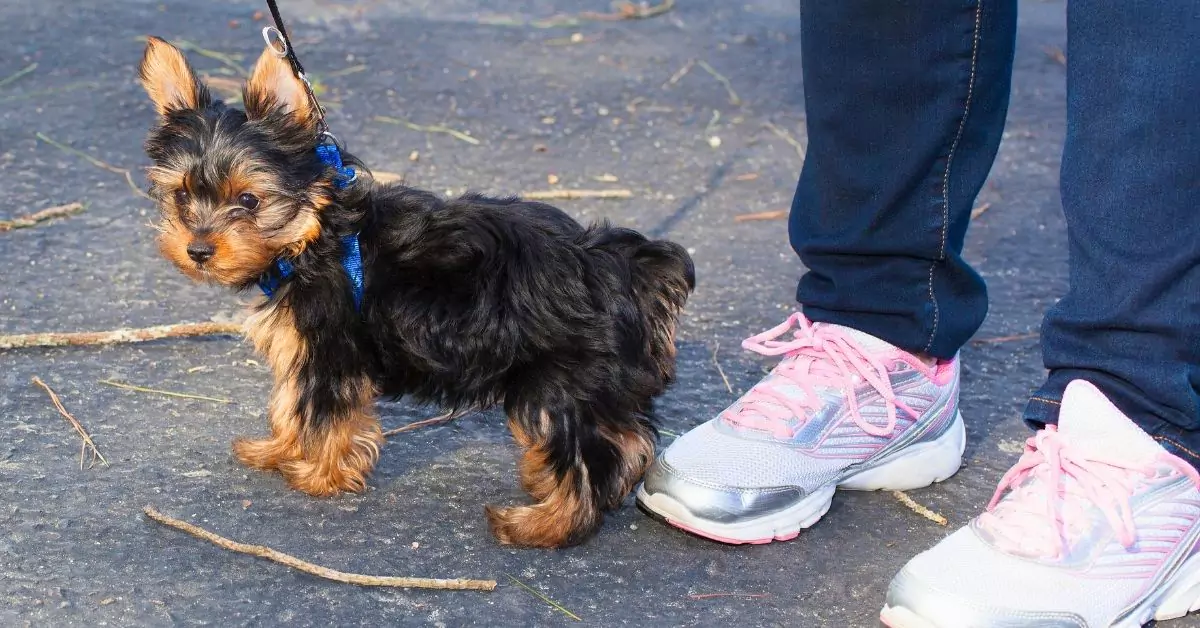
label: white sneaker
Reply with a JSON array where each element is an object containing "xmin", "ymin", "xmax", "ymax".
[
  {"xmin": 882, "ymin": 380, "xmax": 1200, "ymax": 628},
  {"xmin": 637, "ymin": 312, "xmax": 965, "ymax": 543}
]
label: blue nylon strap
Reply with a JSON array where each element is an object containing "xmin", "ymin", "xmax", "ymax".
[{"xmin": 257, "ymin": 141, "xmax": 363, "ymax": 310}]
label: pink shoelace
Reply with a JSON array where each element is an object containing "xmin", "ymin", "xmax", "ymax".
[
  {"xmin": 722, "ymin": 313, "xmax": 918, "ymax": 439},
  {"xmin": 980, "ymin": 426, "xmax": 1200, "ymax": 559}
]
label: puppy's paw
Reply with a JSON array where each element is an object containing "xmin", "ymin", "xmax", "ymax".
[
  {"xmin": 278, "ymin": 458, "xmax": 369, "ymax": 497},
  {"xmin": 232, "ymin": 437, "xmax": 296, "ymax": 471},
  {"xmin": 485, "ymin": 503, "xmax": 595, "ymax": 548}
]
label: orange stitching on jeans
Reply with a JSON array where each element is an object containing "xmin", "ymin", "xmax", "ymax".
[
  {"xmin": 1028, "ymin": 396, "xmax": 1062, "ymax": 406},
  {"xmin": 924, "ymin": 0, "xmax": 984, "ymax": 354},
  {"xmin": 1154, "ymin": 436, "xmax": 1200, "ymax": 462}
]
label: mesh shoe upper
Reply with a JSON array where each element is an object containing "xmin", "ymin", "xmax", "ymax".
[
  {"xmin": 887, "ymin": 380, "xmax": 1200, "ymax": 627},
  {"xmin": 658, "ymin": 313, "xmax": 960, "ymax": 494}
]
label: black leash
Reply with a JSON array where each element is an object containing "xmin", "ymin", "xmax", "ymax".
[{"xmin": 261, "ymin": 0, "xmax": 330, "ymax": 135}]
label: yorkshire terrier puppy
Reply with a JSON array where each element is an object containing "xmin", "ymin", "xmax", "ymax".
[{"xmin": 136, "ymin": 37, "xmax": 694, "ymax": 547}]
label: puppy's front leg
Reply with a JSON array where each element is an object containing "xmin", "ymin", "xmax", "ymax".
[
  {"xmin": 237, "ymin": 302, "xmax": 382, "ymax": 496},
  {"xmin": 277, "ymin": 371, "xmax": 383, "ymax": 496}
]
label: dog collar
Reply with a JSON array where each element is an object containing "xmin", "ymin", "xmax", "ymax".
[{"xmin": 257, "ymin": 139, "xmax": 363, "ymax": 310}]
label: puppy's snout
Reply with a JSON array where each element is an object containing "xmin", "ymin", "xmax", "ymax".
[{"xmin": 186, "ymin": 239, "xmax": 215, "ymax": 264}]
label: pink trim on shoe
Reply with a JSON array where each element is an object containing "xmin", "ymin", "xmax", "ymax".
[{"xmin": 723, "ymin": 313, "xmax": 921, "ymax": 439}]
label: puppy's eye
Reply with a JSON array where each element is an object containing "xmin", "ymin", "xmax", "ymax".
[
  {"xmin": 237, "ymin": 193, "xmax": 260, "ymax": 210},
  {"xmin": 173, "ymin": 189, "xmax": 188, "ymax": 206}
]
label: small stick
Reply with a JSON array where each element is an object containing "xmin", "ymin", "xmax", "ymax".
[
  {"xmin": 663, "ymin": 59, "xmax": 695, "ymax": 89},
  {"xmin": 696, "ymin": 60, "xmax": 741, "ymax": 106},
  {"xmin": 324, "ymin": 64, "xmax": 369, "ymax": 78},
  {"xmin": 383, "ymin": 411, "xmax": 461, "ymax": 437},
  {"xmin": 733, "ymin": 210, "xmax": 788, "ymax": 222},
  {"xmin": 688, "ymin": 592, "xmax": 770, "ymax": 600},
  {"xmin": 0, "ymin": 202, "xmax": 85, "ymax": 232},
  {"xmin": 891, "ymin": 490, "xmax": 947, "ymax": 526},
  {"xmin": 0, "ymin": 62, "xmax": 37, "ymax": 89},
  {"xmin": 764, "ymin": 121, "xmax": 805, "ymax": 160},
  {"xmin": 504, "ymin": 574, "xmax": 581, "ymax": 621},
  {"xmin": 0, "ymin": 321, "xmax": 243, "ymax": 351},
  {"xmin": 35, "ymin": 132, "xmax": 152, "ymax": 201},
  {"xmin": 32, "ymin": 377, "xmax": 109, "ymax": 469},
  {"xmin": 970, "ymin": 202, "xmax": 992, "ymax": 219},
  {"xmin": 143, "ymin": 506, "xmax": 496, "ymax": 591},
  {"xmin": 1043, "ymin": 45, "xmax": 1067, "ymax": 67},
  {"xmin": 711, "ymin": 341, "xmax": 733, "ymax": 395},
  {"xmin": 581, "ymin": 0, "xmax": 675, "ymax": 21},
  {"xmin": 970, "ymin": 331, "xmax": 1039, "ymax": 345},
  {"xmin": 98, "ymin": 379, "xmax": 234, "ymax": 405},
  {"xmin": 373, "ymin": 116, "xmax": 480, "ymax": 145},
  {"xmin": 522, "ymin": 189, "xmax": 633, "ymax": 200}
]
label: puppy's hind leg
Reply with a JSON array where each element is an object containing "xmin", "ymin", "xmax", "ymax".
[{"xmin": 487, "ymin": 393, "xmax": 655, "ymax": 548}]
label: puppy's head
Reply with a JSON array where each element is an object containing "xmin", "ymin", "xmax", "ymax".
[{"xmin": 137, "ymin": 37, "xmax": 334, "ymax": 287}]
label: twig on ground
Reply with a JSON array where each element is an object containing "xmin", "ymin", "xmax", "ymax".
[
  {"xmin": 32, "ymin": 377, "xmax": 109, "ymax": 469},
  {"xmin": 372, "ymin": 171, "xmax": 406, "ymax": 184},
  {"xmin": 1043, "ymin": 45, "xmax": 1067, "ymax": 67},
  {"xmin": 0, "ymin": 321, "xmax": 243, "ymax": 351},
  {"xmin": 98, "ymin": 379, "xmax": 234, "ymax": 405},
  {"xmin": 763, "ymin": 121, "xmax": 805, "ymax": 160},
  {"xmin": 373, "ymin": 116, "xmax": 480, "ymax": 145},
  {"xmin": 504, "ymin": 574, "xmax": 581, "ymax": 621},
  {"xmin": 143, "ymin": 506, "xmax": 496, "ymax": 591},
  {"xmin": 522, "ymin": 189, "xmax": 632, "ymax": 200},
  {"xmin": 0, "ymin": 202, "xmax": 85, "ymax": 232},
  {"xmin": 383, "ymin": 411, "xmax": 461, "ymax": 437},
  {"xmin": 891, "ymin": 490, "xmax": 948, "ymax": 526},
  {"xmin": 0, "ymin": 80, "xmax": 98, "ymax": 104},
  {"xmin": 202, "ymin": 75, "xmax": 244, "ymax": 103},
  {"xmin": 35, "ymin": 132, "xmax": 152, "ymax": 200},
  {"xmin": 970, "ymin": 202, "xmax": 992, "ymax": 219},
  {"xmin": 325, "ymin": 64, "xmax": 369, "ymax": 78},
  {"xmin": 662, "ymin": 59, "xmax": 696, "ymax": 89},
  {"xmin": 733, "ymin": 210, "xmax": 788, "ymax": 222},
  {"xmin": 696, "ymin": 60, "xmax": 741, "ymax": 106},
  {"xmin": 581, "ymin": 0, "xmax": 675, "ymax": 21},
  {"xmin": 688, "ymin": 592, "xmax": 770, "ymax": 600},
  {"xmin": 711, "ymin": 341, "xmax": 733, "ymax": 395},
  {"xmin": 970, "ymin": 331, "xmax": 1040, "ymax": 345},
  {"xmin": 0, "ymin": 62, "xmax": 37, "ymax": 89}
]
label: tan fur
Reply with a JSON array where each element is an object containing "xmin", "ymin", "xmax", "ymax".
[
  {"xmin": 487, "ymin": 410, "xmax": 600, "ymax": 548},
  {"xmin": 232, "ymin": 304, "xmax": 309, "ymax": 470},
  {"xmin": 235, "ymin": 305, "xmax": 383, "ymax": 495},
  {"xmin": 139, "ymin": 36, "xmax": 202, "ymax": 115},
  {"xmin": 598, "ymin": 423, "xmax": 656, "ymax": 509},
  {"xmin": 243, "ymin": 46, "xmax": 315, "ymax": 124}
]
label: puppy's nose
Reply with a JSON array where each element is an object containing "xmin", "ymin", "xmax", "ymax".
[{"xmin": 186, "ymin": 240, "xmax": 215, "ymax": 264}]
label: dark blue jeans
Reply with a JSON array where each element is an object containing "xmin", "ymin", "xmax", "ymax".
[{"xmin": 790, "ymin": 1, "xmax": 1200, "ymax": 465}]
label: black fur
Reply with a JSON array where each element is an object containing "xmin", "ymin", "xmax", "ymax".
[{"xmin": 139, "ymin": 38, "xmax": 694, "ymax": 547}]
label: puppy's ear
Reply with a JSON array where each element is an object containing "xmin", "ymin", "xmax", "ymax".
[
  {"xmin": 139, "ymin": 36, "xmax": 210, "ymax": 115},
  {"xmin": 243, "ymin": 45, "xmax": 316, "ymax": 126}
]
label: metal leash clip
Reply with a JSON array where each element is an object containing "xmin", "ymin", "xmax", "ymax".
[{"xmin": 261, "ymin": 26, "xmax": 288, "ymax": 57}]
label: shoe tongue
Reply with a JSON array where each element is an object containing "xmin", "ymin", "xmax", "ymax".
[
  {"xmin": 818, "ymin": 323, "xmax": 897, "ymax": 354},
  {"xmin": 1056, "ymin": 380, "xmax": 1163, "ymax": 462}
]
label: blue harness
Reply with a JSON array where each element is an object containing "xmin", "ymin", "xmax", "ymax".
[{"xmin": 257, "ymin": 140, "xmax": 363, "ymax": 310}]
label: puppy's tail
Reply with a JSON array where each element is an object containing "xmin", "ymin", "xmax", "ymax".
[{"xmin": 629, "ymin": 238, "xmax": 695, "ymax": 384}]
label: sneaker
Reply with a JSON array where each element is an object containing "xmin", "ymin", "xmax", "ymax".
[
  {"xmin": 636, "ymin": 312, "xmax": 965, "ymax": 544},
  {"xmin": 881, "ymin": 380, "xmax": 1200, "ymax": 628}
]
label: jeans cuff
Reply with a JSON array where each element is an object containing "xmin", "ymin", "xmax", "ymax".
[{"xmin": 1022, "ymin": 393, "xmax": 1062, "ymax": 430}]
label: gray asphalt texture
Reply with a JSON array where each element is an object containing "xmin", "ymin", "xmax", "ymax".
[{"xmin": 5, "ymin": 0, "xmax": 1192, "ymax": 626}]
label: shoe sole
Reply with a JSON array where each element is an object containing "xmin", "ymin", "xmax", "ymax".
[
  {"xmin": 637, "ymin": 412, "xmax": 966, "ymax": 545},
  {"xmin": 879, "ymin": 536, "xmax": 1200, "ymax": 628}
]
